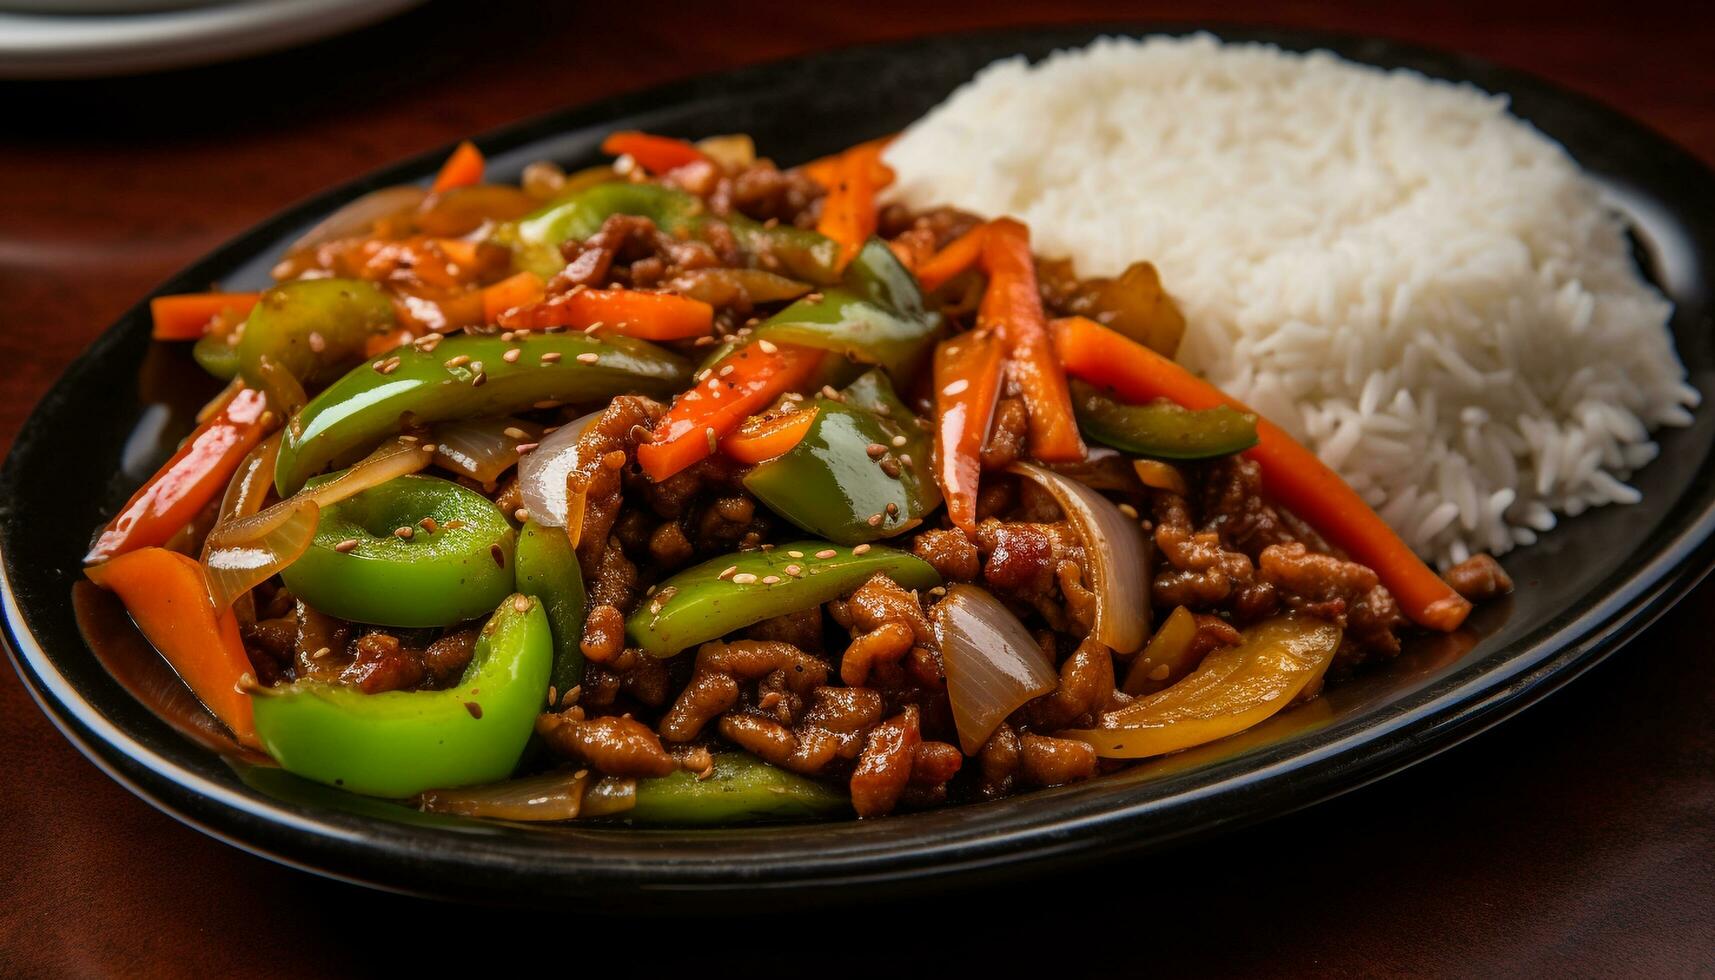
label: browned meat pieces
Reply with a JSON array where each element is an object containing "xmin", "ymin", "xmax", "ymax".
[
  {"xmin": 830, "ymin": 573, "xmax": 936, "ymax": 688},
  {"xmin": 1017, "ymin": 733, "xmax": 1098, "ymax": 787},
  {"xmin": 1014, "ymin": 635, "xmax": 1117, "ymax": 731},
  {"xmin": 912, "ymin": 527, "xmax": 980, "ymax": 582},
  {"xmin": 567, "ymin": 395, "xmax": 663, "ymax": 577},
  {"xmin": 980, "ymin": 396, "xmax": 1029, "ymax": 471},
  {"xmin": 850, "ymin": 706, "xmax": 920, "ymax": 818},
  {"xmin": 536, "ymin": 708, "xmax": 678, "ymax": 778},
  {"xmin": 1443, "ymin": 554, "xmax": 1514, "ymax": 601},
  {"xmin": 658, "ymin": 639, "xmax": 830, "ymax": 743},
  {"xmin": 340, "ymin": 632, "xmax": 425, "ymax": 695},
  {"xmin": 580, "ymin": 647, "xmax": 673, "ymax": 710},
  {"xmin": 420, "ymin": 628, "xmax": 478, "ymax": 688},
  {"xmin": 974, "ymin": 520, "xmax": 1085, "ymax": 598}
]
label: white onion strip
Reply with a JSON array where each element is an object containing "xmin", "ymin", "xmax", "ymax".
[
  {"xmin": 518, "ymin": 410, "xmax": 600, "ymax": 529},
  {"xmin": 433, "ymin": 417, "xmax": 542, "ymax": 485},
  {"xmin": 285, "ymin": 185, "xmax": 427, "ymax": 256},
  {"xmin": 1011, "ymin": 462, "xmax": 1152, "ymax": 654},
  {"xmin": 932, "ymin": 584, "xmax": 1058, "ymax": 754}
]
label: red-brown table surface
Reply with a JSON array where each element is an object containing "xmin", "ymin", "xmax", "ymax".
[{"xmin": 3, "ymin": 1, "xmax": 1712, "ymax": 975}]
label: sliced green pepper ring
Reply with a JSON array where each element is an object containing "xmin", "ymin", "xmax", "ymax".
[
  {"xmin": 625, "ymin": 753, "xmax": 850, "ymax": 825},
  {"xmin": 1070, "ymin": 379, "xmax": 1260, "ymax": 459},
  {"xmin": 252, "ymin": 594, "xmax": 552, "ymax": 797},
  {"xmin": 282, "ymin": 474, "xmax": 515, "ymax": 627}
]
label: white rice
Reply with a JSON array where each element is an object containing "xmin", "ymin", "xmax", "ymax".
[{"xmin": 884, "ymin": 34, "xmax": 1699, "ymax": 567}]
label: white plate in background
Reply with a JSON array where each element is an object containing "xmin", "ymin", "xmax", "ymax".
[{"xmin": 0, "ymin": 0, "xmax": 425, "ymax": 79}]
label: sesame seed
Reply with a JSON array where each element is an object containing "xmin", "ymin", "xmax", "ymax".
[
  {"xmin": 470, "ymin": 371, "xmax": 486, "ymax": 387},
  {"xmin": 469, "ymin": 360, "xmax": 484, "ymax": 374},
  {"xmin": 879, "ymin": 458, "xmax": 901, "ymax": 479},
  {"xmin": 584, "ymin": 321, "xmax": 605, "ymax": 334},
  {"xmin": 503, "ymin": 348, "xmax": 522, "ymax": 363},
  {"xmin": 853, "ymin": 543, "xmax": 872, "ymax": 554},
  {"xmin": 515, "ymin": 442, "xmax": 539, "ymax": 453},
  {"xmin": 415, "ymin": 334, "xmax": 442, "ymax": 352},
  {"xmin": 885, "ymin": 502, "xmax": 899, "ymax": 516},
  {"xmin": 757, "ymin": 339, "xmax": 778, "ymax": 354},
  {"xmin": 501, "ymin": 331, "xmax": 515, "ymax": 342},
  {"xmin": 444, "ymin": 520, "xmax": 466, "ymax": 530},
  {"xmin": 1117, "ymin": 502, "xmax": 1140, "ymax": 519},
  {"xmin": 820, "ymin": 385, "xmax": 841, "ymax": 400},
  {"xmin": 694, "ymin": 335, "xmax": 717, "ymax": 346},
  {"xmin": 547, "ymin": 686, "xmax": 557, "ymax": 707},
  {"xmin": 394, "ymin": 526, "xmax": 414, "ymax": 539},
  {"xmin": 898, "ymin": 453, "xmax": 913, "ymax": 467},
  {"xmin": 502, "ymin": 426, "xmax": 527, "ymax": 440},
  {"xmin": 928, "ymin": 586, "xmax": 946, "ymax": 597},
  {"xmin": 541, "ymin": 351, "xmax": 563, "ymax": 364},
  {"xmin": 705, "ymin": 427, "xmax": 718, "ymax": 453},
  {"xmin": 421, "ymin": 443, "xmax": 437, "ymax": 453},
  {"xmin": 307, "ymin": 331, "xmax": 326, "ymax": 353},
  {"xmin": 891, "ymin": 435, "xmax": 908, "ymax": 447},
  {"xmin": 784, "ymin": 564, "xmax": 802, "ymax": 577},
  {"xmin": 334, "ymin": 538, "xmax": 359, "ymax": 553},
  {"xmin": 399, "ymin": 434, "xmax": 419, "ymax": 442},
  {"xmin": 787, "ymin": 550, "xmax": 804, "ymax": 558},
  {"xmin": 731, "ymin": 573, "xmax": 758, "ymax": 585},
  {"xmin": 718, "ymin": 565, "xmax": 739, "ymax": 580},
  {"xmin": 865, "ymin": 443, "xmax": 888, "ymax": 458},
  {"xmin": 514, "ymin": 507, "xmax": 530, "ymax": 522},
  {"xmin": 562, "ymin": 685, "xmax": 581, "ymax": 706},
  {"xmin": 419, "ymin": 517, "xmax": 439, "ymax": 533},
  {"xmin": 444, "ymin": 354, "xmax": 471, "ymax": 369},
  {"xmin": 942, "ymin": 378, "xmax": 969, "ymax": 397},
  {"xmin": 513, "ymin": 595, "xmax": 531, "ymax": 613},
  {"xmin": 761, "ymin": 575, "xmax": 781, "ymax": 585},
  {"xmin": 575, "ymin": 352, "xmax": 599, "ymax": 365},
  {"xmin": 718, "ymin": 364, "xmax": 735, "ymax": 377},
  {"xmin": 694, "ymin": 369, "xmax": 712, "ymax": 382},
  {"xmin": 312, "ymin": 646, "xmax": 332, "ymax": 659},
  {"xmin": 815, "ymin": 549, "xmax": 837, "ymax": 559},
  {"xmin": 866, "ymin": 513, "xmax": 883, "ymax": 527}
]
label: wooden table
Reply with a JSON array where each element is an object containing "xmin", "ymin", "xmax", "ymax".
[{"xmin": 3, "ymin": 1, "xmax": 1711, "ymax": 974}]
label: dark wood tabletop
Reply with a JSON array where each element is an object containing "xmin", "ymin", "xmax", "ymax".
[{"xmin": 3, "ymin": 1, "xmax": 1713, "ymax": 975}]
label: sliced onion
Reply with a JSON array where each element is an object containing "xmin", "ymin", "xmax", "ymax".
[
  {"xmin": 695, "ymin": 133, "xmax": 755, "ymax": 171},
  {"xmin": 517, "ymin": 410, "xmax": 600, "ymax": 529},
  {"xmin": 932, "ymin": 584, "xmax": 1058, "ymax": 754},
  {"xmin": 253, "ymin": 355, "xmax": 307, "ymax": 419},
  {"xmin": 203, "ymin": 497, "xmax": 320, "ymax": 612},
  {"xmin": 1048, "ymin": 446, "xmax": 1145, "ymax": 493},
  {"xmin": 433, "ymin": 417, "xmax": 543, "ymax": 485},
  {"xmin": 666, "ymin": 268, "xmax": 810, "ymax": 308},
  {"xmin": 580, "ymin": 776, "xmax": 637, "ymax": 818},
  {"xmin": 285, "ymin": 185, "xmax": 427, "ymax": 256},
  {"xmin": 1011, "ymin": 462, "xmax": 1152, "ymax": 654},
  {"xmin": 199, "ymin": 436, "xmax": 430, "ymax": 612},
  {"xmin": 418, "ymin": 770, "xmax": 588, "ymax": 821}
]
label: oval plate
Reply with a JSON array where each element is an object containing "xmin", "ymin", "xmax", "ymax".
[{"xmin": 4, "ymin": 26, "xmax": 1713, "ymax": 907}]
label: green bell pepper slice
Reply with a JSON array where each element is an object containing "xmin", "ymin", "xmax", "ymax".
[
  {"xmin": 252, "ymin": 593, "xmax": 552, "ymax": 798},
  {"xmin": 744, "ymin": 370, "xmax": 939, "ymax": 544},
  {"xmin": 749, "ymin": 238, "xmax": 942, "ymax": 388},
  {"xmin": 275, "ymin": 331, "xmax": 690, "ymax": 495},
  {"xmin": 1071, "ymin": 379, "xmax": 1259, "ymax": 459},
  {"xmin": 281, "ymin": 474, "xmax": 515, "ymax": 627},
  {"xmin": 626, "ymin": 753, "xmax": 850, "ymax": 825},
  {"xmin": 498, "ymin": 181, "xmax": 841, "ymax": 285},
  {"xmin": 193, "ymin": 279, "xmax": 395, "ymax": 387},
  {"xmin": 627, "ymin": 540, "xmax": 940, "ymax": 658},
  {"xmin": 515, "ymin": 519, "xmax": 586, "ymax": 693}
]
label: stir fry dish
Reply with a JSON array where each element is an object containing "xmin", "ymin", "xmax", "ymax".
[{"xmin": 84, "ymin": 132, "xmax": 1512, "ymax": 824}]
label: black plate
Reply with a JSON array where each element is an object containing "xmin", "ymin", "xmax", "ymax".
[{"xmin": 5, "ymin": 25, "xmax": 1714, "ymax": 907}]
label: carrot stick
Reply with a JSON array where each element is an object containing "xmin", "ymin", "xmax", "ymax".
[
  {"xmin": 432, "ymin": 237, "xmax": 480, "ymax": 268},
  {"xmin": 600, "ymin": 131, "xmax": 710, "ymax": 174},
  {"xmin": 1051, "ymin": 315, "xmax": 1472, "ymax": 631},
  {"xmin": 638, "ymin": 341, "xmax": 823, "ymax": 482},
  {"xmin": 481, "ymin": 271, "xmax": 547, "ymax": 322},
  {"xmin": 430, "ymin": 140, "xmax": 484, "ymax": 194},
  {"xmin": 150, "ymin": 293, "xmax": 260, "ymax": 341},
  {"xmin": 815, "ymin": 139, "xmax": 895, "ymax": 268},
  {"xmin": 497, "ymin": 287, "xmax": 714, "ymax": 341},
  {"xmin": 800, "ymin": 136, "xmax": 893, "ymax": 189},
  {"xmin": 363, "ymin": 326, "xmax": 416, "ymax": 358},
  {"xmin": 931, "ymin": 328, "xmax": 1007, "ymax": 532},
  {"xmin": 720, "ymin": 406, "xmax": 819, "ymax": 463},
  {"xmin": 914, "ymin": 225, "xmax": 987, "ymax": 293},
  {"xmin": 85, "ymin": 548, "xmax": 261, "ymax": 750},
  {"xmin": 979, "ymin": 219, "xmax": 1084, "ymax": 462},
  {"xmin": 86, "ymin": 388, "xmax": 275, "ymax": 564}
]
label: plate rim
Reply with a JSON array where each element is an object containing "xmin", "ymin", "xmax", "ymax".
[{"xmin": 5, "ymin": 22, "xmax": 1715, "ymax": 904}]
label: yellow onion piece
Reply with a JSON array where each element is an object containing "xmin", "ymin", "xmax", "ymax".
[
  {"xmin": 518, "ymin": 410, "xmax": 600, "ymax": 529},
  {"xmin": 300, "ymin": 435, "xmax": 433, "ymax": 510},
  {"xmin": 1011, "ymin": 462, "xmax": 1152, "ymax": 654},
  {"xmin": 579, "ymin": 776, "xmax": 637, "ymax": 818},
  {"xmin": 1068, "ymin": 616, "xmax": 1341, "ymax": 759},
  {"xmin": 285, "ymin": 185, "xmax": 426, "ymax": 256},
  {"xmin": 202, "ymin": 497, "xmax": 320, "ymax": 613},
  {"xmin": 933, "ymin": 584, "xmax": 1058, "ymax": 754},
  {"xmin": 433, "ymin": 417, "xmax": 542, "ymax": 485},
  {"xmin": 418, "ymin": 770, "xmax": 589, "ymax": 822},
  {"xmin": 1120, "ymin": 605, "xmax": 1199, "ymax": 696}
]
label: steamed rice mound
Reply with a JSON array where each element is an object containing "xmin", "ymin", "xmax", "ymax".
[{"xmin": 884, "ymin": 33, "xmax": 1699, "ymax": 566}]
